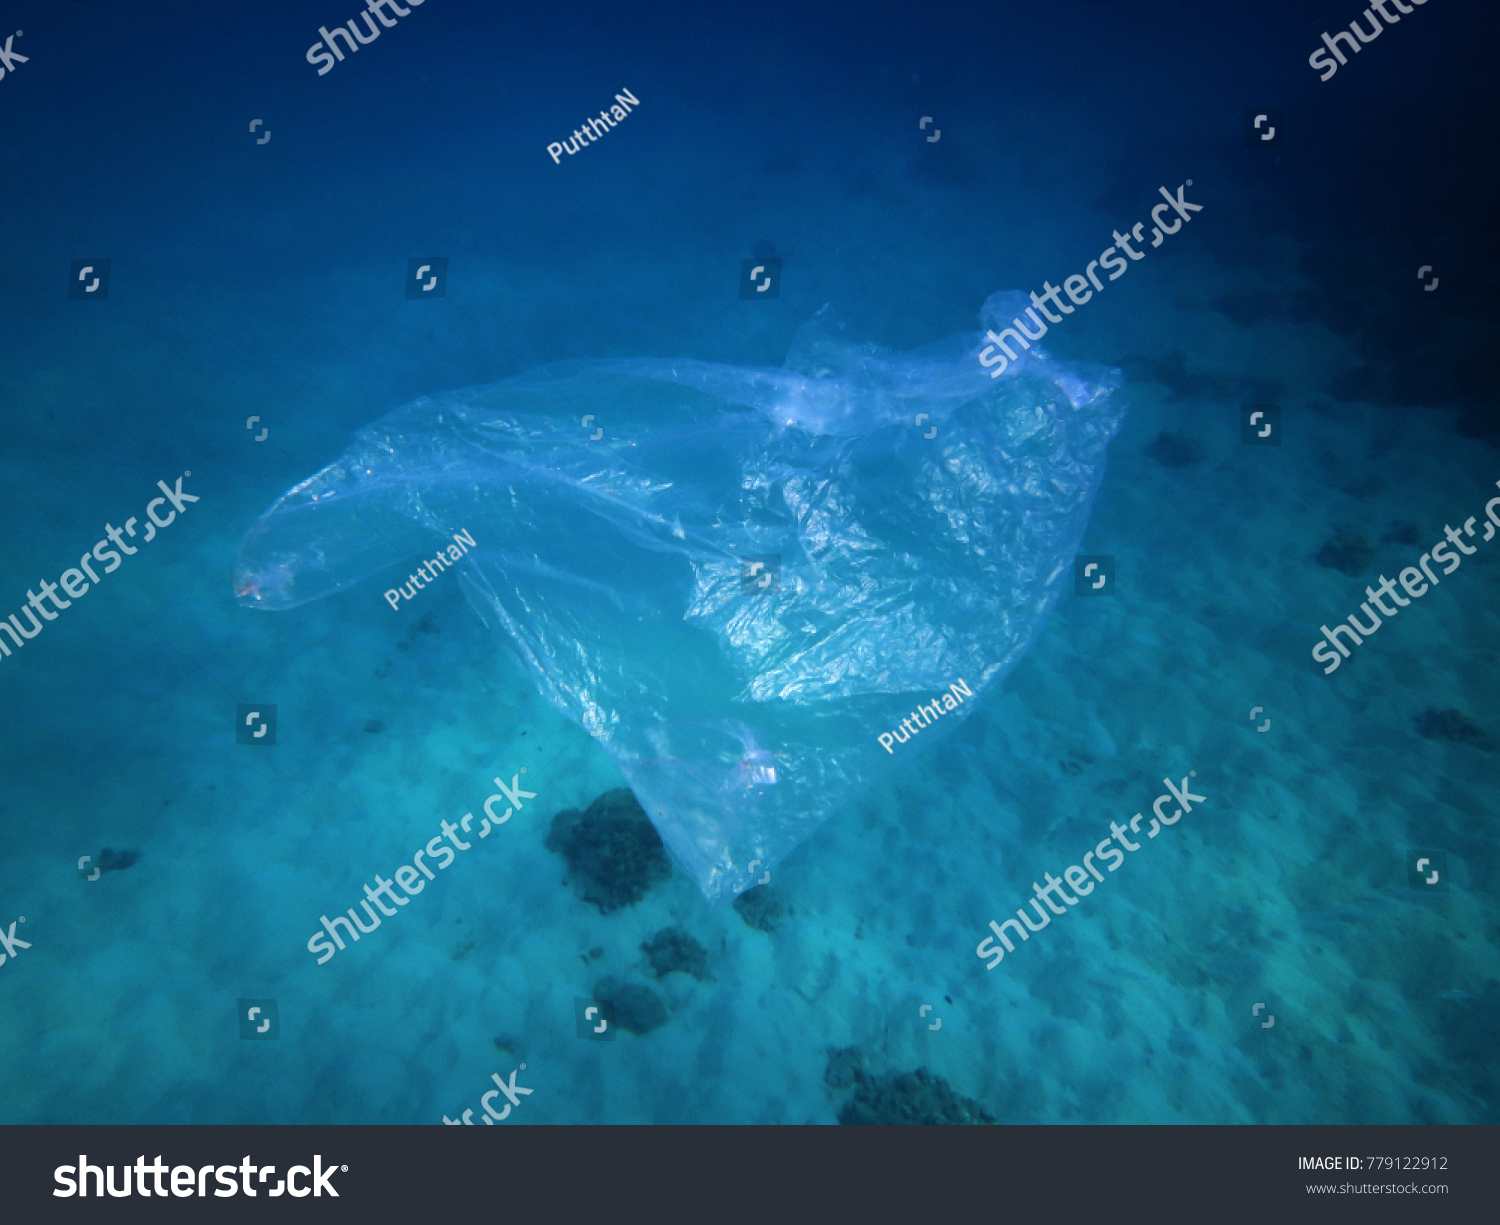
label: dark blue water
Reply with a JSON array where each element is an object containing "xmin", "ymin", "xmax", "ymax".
[{"xmin": 1, "ymin": 0, "xmax": 1496, "ymax": 1124}]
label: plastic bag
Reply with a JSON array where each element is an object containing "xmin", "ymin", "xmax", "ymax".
[{"xmin": 233, "ymin": 292, "xmax": 1125, "ymax": 899}]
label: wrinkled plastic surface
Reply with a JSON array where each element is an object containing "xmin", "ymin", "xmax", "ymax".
[{"xmin": 233, "ymin": 292, "xmax": 1125, "ymax": 900}]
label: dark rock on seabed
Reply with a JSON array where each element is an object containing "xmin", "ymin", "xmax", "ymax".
[
  {"xmin": 825, "ymin": 1048, "xmax": 995, "ymax": 1125},
  {"xmin": 545, "ymin": 788, "xmax": 672, "ymax": 914},
  {"xmin": 1415, "ymin": 708, "xmax": 1494, "ymax": 751},
  {"xmin": 593, "ymin": 976, "xmax": 668, "ymax": 1036},
  {"xmin": 733, "ymin": 883, "xmax": 788, "ymax": 933},
  {"xmin": 641, "ymin": 927, "xmax": 708, "ymax": 980}
]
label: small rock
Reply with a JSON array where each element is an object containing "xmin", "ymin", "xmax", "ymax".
[
  {"xmin": 593, "ymin": 976, "xmax": 667, "ymax": 1036},
  {"xmin": 545, "ymin": 789, "xmax": 673, "ymax": 914},
  {"xmin": 734, "ymin": 884, "xmax": 787, "ymax": 933},
  {"xmin": 641, "ymin": 927, "xmax": 708, "ymax": 980},
  {"xmin": 837, "ymin": 1066, "xmax": 996, "ymax": 1125},
  {"xmin": 825, "ymin": 1046, "xmax": 866, "ymax": 1092},
  {"xmin": 1415, "ymin": 708, "xmax": 1494, "ymax": 751},
  {"xmin": 96, "ymin": 848, "xmax": 139, "ymax": 874}
]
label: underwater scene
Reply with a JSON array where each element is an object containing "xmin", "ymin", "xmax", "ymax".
[{"xmin": 1, "ymin": 0, "xmax": 1497, "ymax": 1126}]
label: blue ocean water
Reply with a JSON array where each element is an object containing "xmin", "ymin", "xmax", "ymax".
[{"xmin": 1, "ymin": 0, "xmax": 1497, "ymax": 1125}]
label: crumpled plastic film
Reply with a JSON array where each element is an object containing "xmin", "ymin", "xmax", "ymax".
[{"xmin": 233, "ymin": 291, "xmax": 1125, "ymax": 899}]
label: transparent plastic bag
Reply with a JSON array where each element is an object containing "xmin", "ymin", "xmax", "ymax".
[{"xmin": 233, "ymin": 292, "xmax": 1125, "ymax": 899}]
